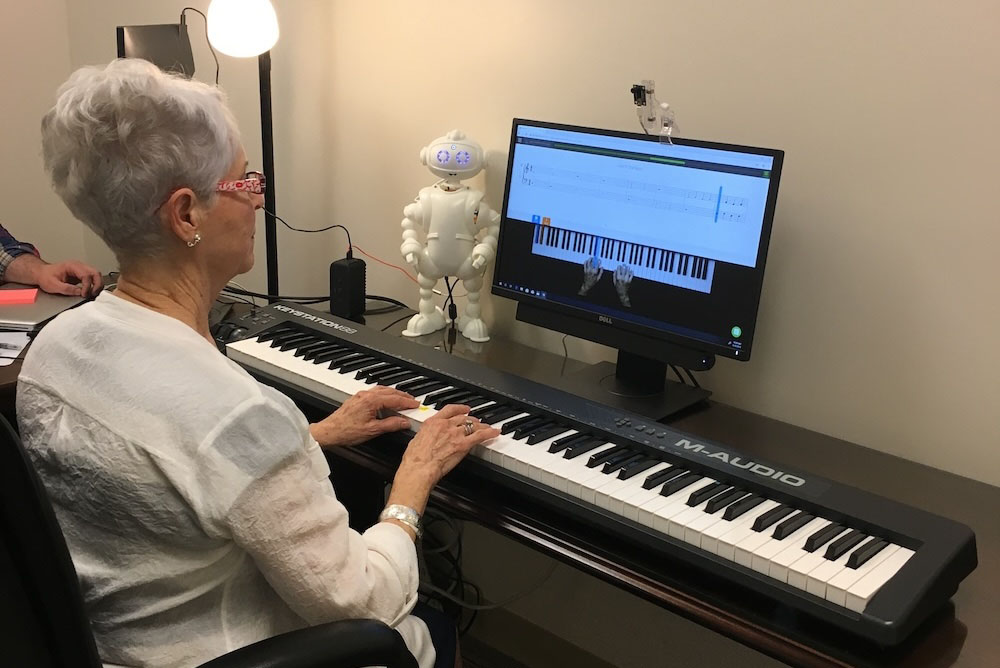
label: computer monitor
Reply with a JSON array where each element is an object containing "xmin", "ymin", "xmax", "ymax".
[
  {"xmin": 116, "ymin": 24, "xmax": 195, "ymax": 78},
  {"xmin": 492, "ymin": 119, "xmax": 783, "ymax": 420}
]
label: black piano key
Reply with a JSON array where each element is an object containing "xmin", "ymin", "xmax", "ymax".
[
  {"xmin": 302, "ymin": 342, "xmax": 346, "ymax": 360},
  {"xmin": 752, "ymin": 504, "xmax": 795, "ymax": 532},
  {"xmin": 602, "ymin": 452, "xmax": 644, "ymax": 475},
  {"xmin": 686, "ymin": 481, "xmax": 730, "ymax": 507},
  {"xmin": 295, "ymin": 340, "xmax": 337, "ymax": 358},
  {"xmin": 704, "ymin": 488, "xmax": 748, "ymax": 514},
  {"xmin": 586, "ymin": 445, "xmax": 628, "ymax": 468},
  {"xmin": 468, "ymin": 402, "xmax": 505, "ymax": 419},
  {"xmin": 563, "ymin": 438, "xmax": 609, "ymax": 459},
  {"xmin": 423, "ymin": 387, "xmax": 470, "ymax": 406},
  {"xmin": 513, "ymin": 420, "xmax": 556, "ymax": 441},
  {"xmin": 395, "ymin": 377, "xmax": 438, "ymax": 393},
  {"xmin": 722, "ymin": 494, "xmax": 765, "ymax": 521},
  {"xmin": 462, "ymin": 396, "xmax": 494, "ymax": 409},
  {"xmin": 824, "ymin": 529, "xmax": 867, "ymax": 561},
  {"xmin": 277, "ymin": 333, "xmax": 317, "ymax": 351},
  {"xmin": 313, "ymin": 348, "xmax": 358, "ymax": 365},
  {"xmin": 481, "ymin": 407, "xmax": 522, "ymax": 425},
  {"xmin": 356, "ymin": 362, "xmax": 397, "ymax": 380},
  {"xmin": 847, "ymin": 538, "xmax": 890, "ymax": 569},
  {"xmin": 669, "ymin": 252, "xmax": 676, "ymax": 273},
  {"xmin": 642, "ymin": 464, "xmax": 684, "ymax": 489},
  {"xmin": 548, "ymin": 432, "xmax": 589, "ymax": 453},
  {"xmin": 256, "ymin": 325, "xmax": 297, "ymax": 343},
  {"xmin": 803, "ymin": 523, "xmax": 845, "ymax": 553},
  {"xmin": 377, "ymin": 370, "xmax": 422, "ymax": 386},
  {"xmin": 336, "ymin": 356, "xmax": 380, "ymax": 373},
  {"xmin": 526, "ymin": 424, "xmax": 569, "ymax": 445},
  {"xmin": 660, "ymin": 471, "xmax": 703, "ymax": 497},
  {"xmin": 618, "ymin": 458, "xmax": 659, "ymax": 480},
  {"xmin": 269, "ymin": 330, "xmax": 309, "ymax": 348},
  {"xmin": 434, "ymin": 391, "xmax": 477, "ymax": 410},
  {"xmin": 772, "ymin": 512, "xmax": 815, "ymax": 540},
  {"xmin": 499, "ymin": 414, "xmax": 543, "ymax": 435}
]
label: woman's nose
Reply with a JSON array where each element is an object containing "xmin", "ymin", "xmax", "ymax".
[{"xmin": 253, "ymin": 193, "xmax": 264, "ymax": 210}]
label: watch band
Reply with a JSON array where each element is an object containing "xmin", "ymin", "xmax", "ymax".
[{"xmin": 379, "ymin": 504, "xmax": 423, "ymax": 538}]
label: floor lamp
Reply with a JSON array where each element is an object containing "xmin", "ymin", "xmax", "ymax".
[{"xmin": 207, "ymin": 0, "xmax": 281, "ymax": 300}]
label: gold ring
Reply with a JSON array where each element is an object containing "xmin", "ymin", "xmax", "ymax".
[{"xmin": 463, "ymin": 419, "xmax": 475, "ymax": 436}]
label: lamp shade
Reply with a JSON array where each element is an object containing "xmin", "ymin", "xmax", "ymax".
[{"xmin": 206, "ymin": 0, "xmax": 279, "ymax": 58}]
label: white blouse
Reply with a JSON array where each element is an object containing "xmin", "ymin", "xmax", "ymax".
[{"xmin": 16, "ymin": 291, "xmax": 433, "ymax": 668}]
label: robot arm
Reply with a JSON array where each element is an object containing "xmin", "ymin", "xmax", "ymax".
[
  {"xmin": 471, "ymin": 200, "xmax": 500, "ymax": 270},
  {"xmin": 400, "ymin": 198, "xmax": 426, "ymax": 267}
]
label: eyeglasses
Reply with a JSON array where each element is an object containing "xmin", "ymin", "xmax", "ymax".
[{"xmin": 217, "ymin": 171, "xmax": 266, "ymax": 195}]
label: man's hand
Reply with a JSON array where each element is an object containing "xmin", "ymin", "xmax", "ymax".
[
  {"xmin": 5, "ymin": 254, "xmax": 103, "ymax": 297},
  {"xmin": 310, "ymin": 386, "xmax": 419, "ymax": 448},
  {"xmin": 578, "ymin": 257, "xmax": 603, "ymax": 296},
  {"xmin": 35, "ymin": 260, "xmax": 103, "ymax": 297}
]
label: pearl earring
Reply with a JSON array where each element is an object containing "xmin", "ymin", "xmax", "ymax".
[{"xmin": 187, "ymin": 233, "xmax": 201, "ymax": 248}]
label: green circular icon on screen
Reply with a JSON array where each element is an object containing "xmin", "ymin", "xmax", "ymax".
[{"xmin": 731, "ymin": 326, "xmax": 742, "ymax": 338}]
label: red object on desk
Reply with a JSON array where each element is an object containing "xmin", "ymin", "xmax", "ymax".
[{"xmin": 0, "ymin": 289, "xmax": 38, "ymax": 305}]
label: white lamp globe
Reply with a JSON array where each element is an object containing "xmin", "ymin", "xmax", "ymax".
[{"xmin": 207, "ymin": 0, "xmax": 279, "ymax": 58}]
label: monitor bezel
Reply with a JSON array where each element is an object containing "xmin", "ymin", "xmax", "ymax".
[{"xmin": 491, "ymin": 118, "xmax": 784, "ymax": 362}]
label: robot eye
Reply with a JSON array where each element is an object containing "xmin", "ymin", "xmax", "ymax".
[
  {"xmin": 455, "ymin": 150, "xmax": 471, "ymax": 166},
  {"xmin": 436, "ymin": 149, "xmax": 451, "ymax": 164}
]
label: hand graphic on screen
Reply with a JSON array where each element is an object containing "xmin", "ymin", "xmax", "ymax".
[
  {"xmin": 613, "ymin": 264, "xmax": 633, "ymax": 307},
  {"xmin": 578, "ymin": 257, "xmax": 604, "ymax": 296}
]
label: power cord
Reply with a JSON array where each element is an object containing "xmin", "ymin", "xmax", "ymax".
[
  {"xmin": 265, "ymin": 208, "xmax": 354, "ymax": 258},
  {"xmin": 180, "ymin": 8, "xmax": 220, "ymax": 85}
]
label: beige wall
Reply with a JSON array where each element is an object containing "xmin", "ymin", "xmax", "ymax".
[
  {"xmin": 0, "ymin": 0, "xmax": 85, "ymax": 263},
  {"xmin": 5, "ymin": 0, "xmax": 998, "ymax": 663}
]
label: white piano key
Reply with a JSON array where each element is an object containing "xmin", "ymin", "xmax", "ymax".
[
  {"xmin": 743, "ymin": 517, "xmax": 825, "ymax": 573},
  {"xmin": 826, "ymin": 544, "xmax": 901, "ymax": 608},
  {"xmin": 768, "ymin": 519, "xmax": 840, "ymax": 583},
  {"xmin": 701, "ymin": 500, "xmax": 780, "ymax": 556},
  {"xmin": 845, "ymin": 548, "xmax": 916, "ymax": 613}
]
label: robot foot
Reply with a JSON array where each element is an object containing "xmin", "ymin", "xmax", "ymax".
[
  {"xmin": 460, "ymin": 317, "xmax": 490, "ymax": 343},
  {"xmin": 402, "ymin": 307, "xmax": 447, "ymax": 338}
]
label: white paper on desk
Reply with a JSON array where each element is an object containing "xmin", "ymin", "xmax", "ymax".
[{"xmin": 0, "ymin": 331, "xmax": 30, "ymax": 365}]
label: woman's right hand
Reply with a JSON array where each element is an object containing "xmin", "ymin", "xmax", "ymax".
[{"xmin": 398, "ymin": 404, "xmax": 499, "ymax": 490}]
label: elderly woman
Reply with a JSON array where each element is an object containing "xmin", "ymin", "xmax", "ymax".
[{"xmin": 17, "ymin": 59, "xmax": 497, "ymax": 668}]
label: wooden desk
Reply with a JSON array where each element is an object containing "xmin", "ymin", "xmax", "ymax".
[{"xmin": 311, "ymin": 312, "xmax": 996, "ymax": 668}]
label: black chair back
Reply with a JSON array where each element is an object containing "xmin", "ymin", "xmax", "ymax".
[{"xmin": 0, "ymin": 414, "xmax": 102, "ymax": 667}]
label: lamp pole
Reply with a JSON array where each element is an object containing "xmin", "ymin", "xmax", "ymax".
[{"xmin": 258, "ymin": 51, "xmax": 278, "ymax": 301}]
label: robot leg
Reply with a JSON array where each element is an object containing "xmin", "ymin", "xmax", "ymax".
[
  {"xmin": 457, "ymin": 275, "xmax": 490, "ymax": 342},
  {"xmin": 402, "ymin": 257, "xmax": 447, "ymax": 338}
]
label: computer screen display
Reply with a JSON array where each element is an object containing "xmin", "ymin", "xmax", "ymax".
[{"xmin": 492, "ymin": 119, "xmax": 783, "ymax": 361}]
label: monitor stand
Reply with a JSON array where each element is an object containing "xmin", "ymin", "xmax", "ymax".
[{"xmin": 560, "ymin": 350, "xmax": 711, "ymax": 423}]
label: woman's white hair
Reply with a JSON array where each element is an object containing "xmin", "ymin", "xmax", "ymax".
[{"xmin": 41, "ymin": 58, "xmax": 240, "ymax": 262}]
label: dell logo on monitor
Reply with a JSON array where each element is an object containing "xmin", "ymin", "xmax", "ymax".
[{"xmin": 598, "ymin": 315, "xmax": 613, "ymax": 325}]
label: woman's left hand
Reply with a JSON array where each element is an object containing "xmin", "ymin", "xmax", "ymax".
[{"xmin": 309, "ymin": 386, "xmax": 419, "ymax": 448}]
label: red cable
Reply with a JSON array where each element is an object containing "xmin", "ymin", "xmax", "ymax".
[{"xmin": 352, "ymin": 244, "xmax": 419, "ymax": 285}]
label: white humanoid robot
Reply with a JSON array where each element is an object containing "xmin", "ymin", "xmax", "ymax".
[{"xmin": 400, "ymin": 130, "xmax": 500, "ymax": 342}]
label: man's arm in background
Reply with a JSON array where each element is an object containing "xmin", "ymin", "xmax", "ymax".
[{"xmin": 0, "ymin": 223, "xmax": 102, "ymax": 297}]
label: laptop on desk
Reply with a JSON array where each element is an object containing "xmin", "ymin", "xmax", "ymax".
[{"xmin": 0, "ymin": 283, "xmax": 87, "ymax": 332}]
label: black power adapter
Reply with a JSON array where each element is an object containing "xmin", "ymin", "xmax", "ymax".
[{"xmin": 329, "ymin": 257, "xmax": 366, "ymax": 321}]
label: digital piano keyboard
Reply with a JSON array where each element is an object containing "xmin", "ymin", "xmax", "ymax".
[{"xmin": 226, "ymin": 302, "xmax": 976, "ymax": 647}]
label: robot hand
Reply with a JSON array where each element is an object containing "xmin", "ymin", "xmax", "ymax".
[
  {"xmin": 613, "ymin": 264, "xmax": 634, "ymax": 307},
  {"xmin": 400, "ymin": 239, "xmax": 423, "ymax": 267},
  {"xmin": 578, "ymin": 257, "xmax": 604, "ymax": 296},
  {"xmin": 471, "ymin": 242, "xmax": 495, "ymax": 271}
]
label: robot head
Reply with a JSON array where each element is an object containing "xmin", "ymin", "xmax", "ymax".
[{"xmin": 420, "ymin": 129, "xmax": 484, "ymax": 181}]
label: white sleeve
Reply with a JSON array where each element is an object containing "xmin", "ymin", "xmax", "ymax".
[{"xmin": 203, "ymin": 397, "xmax": 419, "ymax": 627}]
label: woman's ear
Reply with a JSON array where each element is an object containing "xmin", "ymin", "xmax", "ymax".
[{"xmin": 160, "ymin": 188, "xmax": 201, "ymax": 246}]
